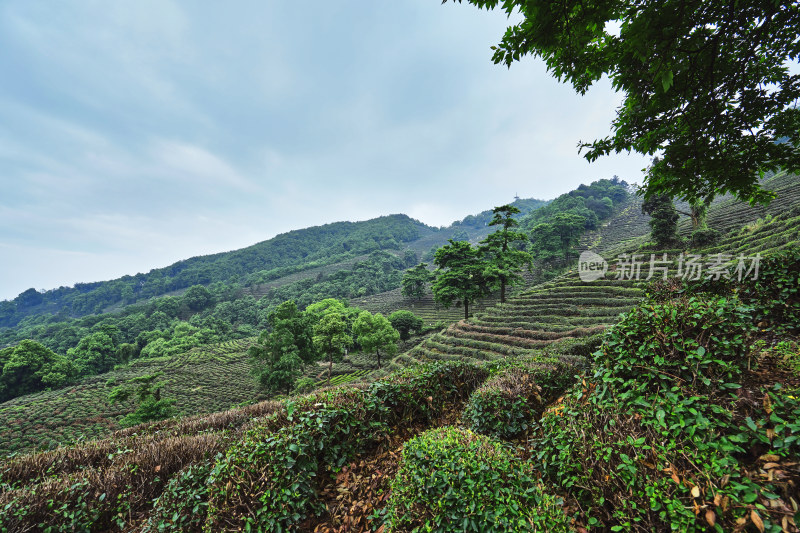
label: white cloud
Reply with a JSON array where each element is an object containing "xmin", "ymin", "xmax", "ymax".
[{"xmin": 0, "ymin": 0, "xmax": 651, "ymax": 300}]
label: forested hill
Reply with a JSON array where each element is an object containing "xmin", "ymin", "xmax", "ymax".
[
  {"xmin": 0, "ymin": 199, "xmax": 547, "ymax": 329},
  {"xmin": 1, "ymin": 215, "xmax": 431, "ymax": 327}
]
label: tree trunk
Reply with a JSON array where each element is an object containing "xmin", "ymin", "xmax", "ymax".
[
  {"xmin": 376, "ymin": 348, "xmax": 381, "ymax": 369},
  {"xmin": 464, "ymin": 299, "xmax": 470, "ymax": 320},
  {"xmin": 500, "ymin": 279, "xmax": 506, "ymax": 304},
  {"xmin": 328, "ymin": 355, "xmax": 332, "ymax": 386}
]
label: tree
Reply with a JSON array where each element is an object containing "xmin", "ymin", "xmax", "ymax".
[
  {"xmin": 352, "ymin": 311, "xmax": 399, "ymax": 369},
  {"xmin": 642, "ymin": 193, "xmax": 680, "ymax": 248},
  {"xmin": 68, "ymin": 331, "xmax": 118, "ymax": 376},
  {"xmin": 432, "ymin": 240, "xmax": 494, "ymax": 320},
  {"xmin": 182, "ymin": 285, "xmax": 213, "ymax": 312},
  {"xmin": 447, "ymin": 0, "xmax": 800, "ymax": 204},
  {"xmin": 0, "ymin": 340, "xmax": 77, "ymax": 402},
  {"xmin": 249, "ymin": 300, "xmax": 317, "ymax": 394},
  {"xmin": 529, "ymin": 213, "xmax": 585, "ymax": 264},
  {"xmin": 108, "ymin": 372, "xmax": 176, "ymax": 428},
  {"xmin": 312, "ymin": 310, "xmax": 352, "ymax": 386},
  {"xmin": 480, "ymin": 205, "xmax": 533, "ymax": 303},
  {"xmin": 401, "ymin": 263, "xmax": 434, "ymax": 300},
  {"xmin": 389, "ymin": 310, "xmax": 424, "ymax": 342}
]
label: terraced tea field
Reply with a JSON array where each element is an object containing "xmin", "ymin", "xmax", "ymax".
[
  {"xmin": 681, "ymin": 170, "xmax": 800, "ymax": 237},
  {"xmin": 247, "ymin": 255, "xmax": 372, "ymax": 299},
  {"xmin": 0, "ymin": 338, "xmax": 258, "ymax": 456},
  {"xmin": 390, "ymin": 275, "xmax": 644, "ymax": 371},
  {"xmin": 579, "ymin": 194, "xmax": 652, "ymax": 254}
]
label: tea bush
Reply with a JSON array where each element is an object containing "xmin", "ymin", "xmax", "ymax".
[
  {"xmin": 143, "ymin": 462, "xmax": 213, "ymax": 532},
  {"xmin": 369, "ymin": 361, "xmax": 489, "ymax": 426},
  {"xmin": 598, "ymin": 295, "xmax": 755, "ymax": 395},
  {"xmin": 463, "ymin": 362, "xmax": 572, "ymax": 440},
  {"xmin": 205, "ymin": 387, "xmax": 387, "ymax": 531},
  {"xmin": 204, "ymin": 362, "xmax": 490, "ymax": 531},
  {"xmin": 740, "ymin": 246, "xmax": 800, "ymax": 334},
  {"xmin": 385, "ymin": 426, "xmax": 569, "ymax": 532},
  {"xmin": 533, "ymin": 289, "xmax": 800, "ymax": 531}
]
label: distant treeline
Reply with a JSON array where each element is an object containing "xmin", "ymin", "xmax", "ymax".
[
  {"xmin": 0, "ymin": 250, "xmax": 418, "ymax": 403},
  {"xmin": 0, "ymin": 215, "xmax": 431, "ymax": 327}
]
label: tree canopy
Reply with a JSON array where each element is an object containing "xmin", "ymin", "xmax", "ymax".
[
  {"xmin": 433, "ymin": 240, "xmax": 494, "ymax": 320},
  {"xmin": 0, "ymin": 340, "xmax": 77, "ymax": 402},
  {"xmin": 401, "ymin": 263, "xmax": 434, "ymax": 300},
  {"xmin": 448, "ymin": 0, "xmax": 800, "ymax": 204},
  {"xmin": 352, "ymin": 311, "xmax": 399, "ymax": 369},
  {"xmin": 249, "ymin": 300, "xmax": 318, "ymax": 394},
  {"xmin": 388, "ymin": 310, "xmax": 424, "ymax": 342},
  {"xmin": 530, "ymin": 212, "xmax": 586, "ymax": 264},
  {"xmin": 312, "ymin": 308, "xmax": 353, "ymax": 386},
  {"xmin": 480, "ymin": 205, "xmax": 532, "ymax": 303},
  {"xmin": 642, "ymin": 193, "xmax": 680, "ymax": 248}
]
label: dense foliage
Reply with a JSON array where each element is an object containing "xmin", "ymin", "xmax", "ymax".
[
  {"xmin": 0, "ymin": 215, "xmax": 429, "ymax": 327},
  {"xmin": 464, "ymin": 361, "xmax": 572, "ymax": 440},
  {"xmin": 534, "ymin": 270, "xmax": 800, "ymax": 531},
  {"xmin": 388, "ymin": 310, "xmax": 424, "ymax": 342},
  {"xmin": 400, "ymin": 263, "xmax": 434, "ymax": 300},
  {"xmin": 449, "ymin": 0, "xmax": 800, "ymax": 204},
  {"xmin": 248, "ymin": 300, "xmax": 317, "ymax": 394},
  {"xmin": 641, "ymin": 192, "xmax": 680, "ymax": 247},
  {"xmin": 108, "ymin": 373, "xmax": 176, "ymax": 428},
  {"xmin": 0, "ymin": 251, "xmax": 417, "ymax": 404},
  {"xmin": 480, "ymin": 204, "xmax": 532, "ymax": 303},
  {"xmin": 522, "ymin": 178, "xmax": 629, "ymax": 262},
  {"xmin": 385, "ymin": 426, "xmax": 568, "ymax": 532},
  {"xmin": 0, "ymin": 340, "xmax": 77, "ymax": 402},
  {"xmin": 432, "ymin": 240, "xmax": 495, "ymax": 320}
]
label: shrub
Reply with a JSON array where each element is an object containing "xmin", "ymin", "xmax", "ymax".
[
  {"xmin": 532, "ymin": 290, "xmax": 798, "ymax": 531},
  {"xmin": 293, "ymin": 376, "xmax": 316, "ymax": 394},
  {"xmin": 143, "ymin": 462, "xmax": 213, "ymax": 532},
  {"xmin": 739, "ymin": 246, "xmax": 800, "ymax": 334},
  {"xmin": 691, "ymin": 227, "xmax": 720, "ymax": 246},
  {"xmin": 598, "ymin": 295, "xmax": 755, "ymax": 395},
  {"xmin": 463, "ymin": 362, "xmax": 571, "ymax": 440},
  {"xmin": 385, "ymin": 426, "xmax": 569, "ymax": 532},
  {"xmin": 369, "ymin": 362, "xmax": 489, "ymax": 426},
  {"xmin": 205, "ymin": 387, "xmax": 387, "ymax": 531}
]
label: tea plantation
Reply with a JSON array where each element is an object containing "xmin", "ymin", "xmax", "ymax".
[{"xmin": 1, "ymin": 176, "xmax": 800, "ymax": 531}]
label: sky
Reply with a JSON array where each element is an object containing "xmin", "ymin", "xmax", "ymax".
[{"xmin": 0, "ymin": 1, "xmax": 651, "ymax": 301}]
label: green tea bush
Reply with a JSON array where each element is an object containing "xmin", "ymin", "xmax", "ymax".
[
  {"xmin": 691, "ymin": 227, "xmax": 721, "ymax": 246},
  {"xmin": 144, "ymin": 462, "xmax": 213, "ymax": 532},
  {"xmin": 385, "ymin": 426, "xmax": 569, "ymax": 533},
  {"xmin": 369, "ymin": 362, "xmax": 489, "ymax": 426},
  {"xmin": 532, "ymin": 290, "xmax": 800, "ymax": 531},
  {"xmin": 740, "ymin": 246, "xmax": 800, "ymax": 334},
  {"xmin": 599, "ymin": 295, "xmax": 755, "ymax": 395},
  {"xmin": 205, "ymin": 387, "xmax": 387, "ymax": 531},
  {"xmin": 463, "ymin": 362, "xmax": 572, "ymax": 440}
]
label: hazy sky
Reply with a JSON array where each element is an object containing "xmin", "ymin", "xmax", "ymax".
[{"xmin": 0, "ymin": 1, "xmax": 650, "ymax": 301}]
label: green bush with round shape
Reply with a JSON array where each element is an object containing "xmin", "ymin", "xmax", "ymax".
[
  {"xmin": 385, "ymin": 426, "xmax": 569, "ymax": 532},
  {"xmin": 463, "ymin": 363, "xmax": 572, "ymax": 440},
  {"xmin": 598, "ymin": 295, "xmax": 755, "ymax": 394}
]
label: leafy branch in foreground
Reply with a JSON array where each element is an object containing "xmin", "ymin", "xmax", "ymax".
[{"xmin": 447, "ymin": 0, "xmax": 800, "ymax": 204}]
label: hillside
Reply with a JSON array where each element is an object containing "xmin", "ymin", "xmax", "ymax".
[
  {"xmin": 2, "ymin": 178, "xmax": 799, "ymax": 531},
  {"xmin": 0, "ymin": 339, "xmax": 258, "ymax": 456},
  {"xmin": 1, "ymin": 195, "xmax": 798, "ymax": 530},
  {"xmin": 1, "ymin": 198, "xmax": 548, "ymax": 331},
  {"xmin": 0, "ymin": 215, "xmax": 434, "ymax": 327}
]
